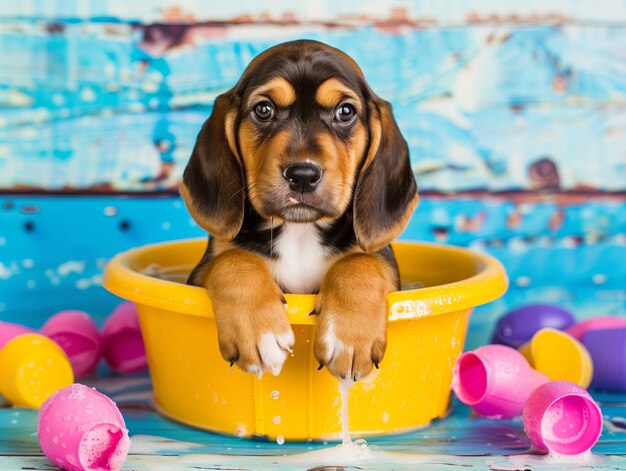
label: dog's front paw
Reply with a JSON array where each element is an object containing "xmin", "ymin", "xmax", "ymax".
[
  {"xmin": 204, "ymin": 249, "xmax": 295, "ymax": 377},
  {"xmin": 215, "ymin": 296, "xmax": 295, "ymax": 377},
  {"xmin": 314, "ymin": 306, "xmax": 386, "ymax": 382},
  {"xmin": 312, "ymin": 253, "xmax": 396, "ymax": 381}
]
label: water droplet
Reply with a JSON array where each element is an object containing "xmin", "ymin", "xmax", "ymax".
[
  {"xmin": 271, "ymin": 390, "xmax": 280, "ymax": 400},
  {"xmin": 276, "ymin": 435, "xmax": 285, "ymax": 445},
  {"xmin": 273, "ymin": 416, "xmax": 281, "ymax": 424}
]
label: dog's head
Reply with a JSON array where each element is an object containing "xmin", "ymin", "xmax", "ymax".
[{"xmin": 181, "ymin": 40, "xmax": 418, "ymax": 253}]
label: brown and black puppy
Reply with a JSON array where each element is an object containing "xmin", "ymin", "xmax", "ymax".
[{"xmin": 181, "ymin": 40, "xmax": 418, "ymax": 381}]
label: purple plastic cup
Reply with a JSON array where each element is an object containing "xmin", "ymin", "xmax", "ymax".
[
  {"xmin": 491, "ymin": 304, "xmax": 576, "ymax": 348},
  {"xmin": 567, "ymin": 316, "xmax": 626, "ymax": 341},
  {"xmin": 452, "ymin": 344, "xmax": 549, "ymax": 418},
  {"xmin": 523, "ymin": 381, "xmax": 602, "ymax": 455},
  {"xmin": 583, "ymin": 327, "xmax": 626, "ymax": 392},
  {"xmin": 0, "ymin": 321, "xmax": 35, "ymax": 350},
  {"xmin": 41, "ymin": 311, "xmax": 102, "ymax": 378}
]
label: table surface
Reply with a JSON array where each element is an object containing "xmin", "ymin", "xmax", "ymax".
[{"xmin": 1, "ymin": 374, "xmax": 626, "ymax": 471}]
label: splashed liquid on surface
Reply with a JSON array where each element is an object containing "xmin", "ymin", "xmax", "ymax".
[{"xmin": 127, "ymin": 433, "xmax": 613, "ymax": 470}]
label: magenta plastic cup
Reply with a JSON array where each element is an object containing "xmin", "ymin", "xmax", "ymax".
[
  {"xmin": 452, "ymin": 344, "xmax": 549, "ymax": 418},
  {"xmin": 102, "ymin": 302, "xmax": 147, "ymax": 374},
  {"xmin": 37, "ymin": 383, "xmax": 130, "ymax": 471},
  {"xmin": 0, "ymin": 321, "xmax": 35, "ymax": 350},
  {"xmin": 41, "ymin": 311, "xmax": 102, "ymax": 378},
  {"xmin": 523, "ymin": 380, "xmax": 602, "ymax": 455},
  {"xmin": 583, "ymin": 327, "xmax": 626, "ymax": 392}
]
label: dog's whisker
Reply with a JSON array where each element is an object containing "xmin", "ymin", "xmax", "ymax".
[
  {"xmin": 230, "ymin": 184, "xmax": 248, "ymax": 201},
  {"xmin": 270, "ymin": 217, "xmax": 274, "ymax": 259},
  {"xmin": 224, "ymin": 178, "xmax": 245, "ymax": 197},
  {"xmin": 223, "ymin": 178, "xmax": 240, "ymax": 190},
  {"xmin": 229, "ymin": 180, "xmax": 263, "ymax": 203}
]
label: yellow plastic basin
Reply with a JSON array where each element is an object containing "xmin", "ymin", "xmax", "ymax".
[{"xmin": 103, "ymin": 239, "xmax": 507, "ymax": 441}]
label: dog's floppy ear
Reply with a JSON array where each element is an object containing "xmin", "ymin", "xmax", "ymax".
[
  {"xmin": 353, "ymin": 98, "xmax": 418, "ymax": 253},
  {"xmin": 180, "ymin": 92, "xmax": 244, "ymax": 241}
]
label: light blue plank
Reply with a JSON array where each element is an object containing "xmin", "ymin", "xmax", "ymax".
[{"xmin": 2, "ymin": 373, "xmax": 626, "ymax": 470}]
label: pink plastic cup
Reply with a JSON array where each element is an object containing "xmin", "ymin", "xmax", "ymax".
[
  {"xmin": 41, "ymin": 311, "xmax": 102, "ymax": 378},
  {"xmin": 566, "ymin": 316, "xmax": 626, "ymax": 341},
  {"xmin": 0, "ymin": 321, "xmax": 35, "ymax": 350},
  {"xmin": 38, "ymin": 383, "xmax": 130, "ymax": 471},
  {"xmin": 102, "ymin": 302, "xmax": 147, "ymax": 374},
  {"xmin": 452, "ymin": 344, "xmax": 549, "ymax": 418},
  {"xmin": 523, "ymin": 380, "xmax": 602, "ymax": 455}
]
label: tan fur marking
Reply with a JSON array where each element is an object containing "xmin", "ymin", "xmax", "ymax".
[
  {"xmin": 224, "ymin": 110, "xmax": 240, "ymax": 159},
  {"xmin": 315, "ymin": 78, "xmax": 361, "ymax": 110},
  {"xmin": 353, "ymin": 101, "xmax": 419, "ymax": 253},
  {"xmin": 314, "ymin": 253, "xmax": 397, "ymax": 380},
  {"xmin": 363, "ymin": 192, "xmax": 419, "ymax": 253},
  {"xmin": 204, "ymin": 248, "xmax": 293, "ymax": 375},
  {"xmin": 239, "ymin": 123, "xmax": 292, "ymax": 216},
  {"xmin": 315, "ymin": 128, "xmax": 365, "ymax": 213},
  {"xmin": 361, "ymin": 103, "xmax": 382, "ymax": 173},
  {"xmin": 248, "ymin": 77, "xmax": 296, "ymax": 108},
  {"xmin": 238, "ymin": 121, "xmax": 260, "ymax": 167},
  {"xmin": 178, "ymin": 182, "xmax": 215, "ymax": 236},
  {"xmin": 348, "ymin": 124, "xmax": 368, "ymax": 173}
]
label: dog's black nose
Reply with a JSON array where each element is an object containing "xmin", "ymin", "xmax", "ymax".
[{"xmin": 283, "ymin": 163, "xmax": 322, "ymax": 193}]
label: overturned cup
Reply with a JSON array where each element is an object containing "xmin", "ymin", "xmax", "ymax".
[
  {"xmin": 452, "ymin": 344, "xmax": 549, "ymax": 418},
  {"xmin": 523, "ymin": 380, "xmax": 602, "ymax": 455}
]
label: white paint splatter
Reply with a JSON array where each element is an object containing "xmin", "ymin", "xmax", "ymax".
[
  {"xmin": 22, "ymin": 259, "xmax": 34, "ymax": 268},
  {"xmin": 75, "ymin": 274, "xmax": 101, "ymax": 290},
  {"xmin": 57, "ymin": 260, "xmax": 86, "ymax": 277},
  {"xmin": 0, "ymin": 262, "xmax": 19, "ymax": 280}
]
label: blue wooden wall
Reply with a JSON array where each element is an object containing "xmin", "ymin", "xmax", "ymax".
[{"xmin": 0, "ymin": 1, "xmax": 624, "ymax": 347}]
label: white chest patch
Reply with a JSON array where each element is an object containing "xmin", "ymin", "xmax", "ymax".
[{"xmin": 270, "ymin": 223, "xmax": 331, "ymax": 294}]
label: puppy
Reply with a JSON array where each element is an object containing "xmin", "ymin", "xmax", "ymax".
[{"xmin": 181, "ymin": 40, "xmax": 418, "ymax": 381}]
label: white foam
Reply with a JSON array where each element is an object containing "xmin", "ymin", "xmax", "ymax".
[{"xmin": 125, "ymin": 435, "xmax": 611, "ymax": 470}]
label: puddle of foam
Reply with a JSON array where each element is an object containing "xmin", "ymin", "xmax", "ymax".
[{"xmin": 128, "ymin": 434, "xmax": 613, "ymax": 470}]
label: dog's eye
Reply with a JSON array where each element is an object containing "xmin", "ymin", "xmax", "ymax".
[
  {"xmin": 253, "ymin": 102, "xmax": 275, "ymax": 121},
  {"xmin": 334, "ymin": 104, "xmax": 355, "ymax": 123}
]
